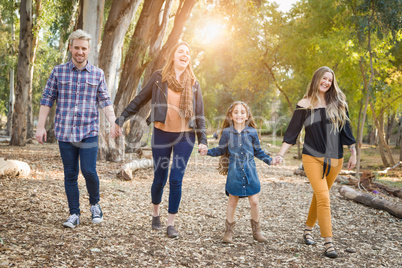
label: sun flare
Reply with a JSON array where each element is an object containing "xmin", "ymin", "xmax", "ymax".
[{"xmin": 198, "ymin": 20, "xmax": 226, "ymax": 44}]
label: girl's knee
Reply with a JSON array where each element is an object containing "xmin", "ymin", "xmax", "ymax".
[
  {"xmin": 248, "ymin": 195, "xmax": 259, "ymax": 208},
  {"xmin": 228, "ymin": 195, "xmax": 239, "ymax": 207}
]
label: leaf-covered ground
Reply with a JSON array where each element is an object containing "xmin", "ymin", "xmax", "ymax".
[{"xmin": 0, "ymin": 143, "xmax": 401, "ymax": 267}]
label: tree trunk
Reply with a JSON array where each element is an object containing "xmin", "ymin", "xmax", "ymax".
[
  {"xmin": 109, "ymin": 0, "xmax": 166, "ymax": 161},
  {"xmin": 370, "ymin": 101, "xmax": 395, "ymax": 167},
  {"xmin": 75, "ymin": 0, "xmax": 104, "ymax": 66},
  {"xmin": 6, "ymin": 15, "xmax": 15, "ymax": 137},
  {"xmin": 26, "ymin": 0, "xmax": 41, "ymax": 140},
  {"xmin": 339, "ymin": 185, "xmax": 402, "ymax": 219},
  {"xmin": 113, "ymin": 0, "xmax": 166, "ymax": 115},
  {"xmin": 355, "ymin": 94, "xmax": 364, "ymax": 148},
  {"xmin": 45, "ymin": 105, "xmax": 57, "ymax": 143},
  {"xmin": 369, "ymin": 128, "xmax": 377, "ymax": 145},
  {"xmin": 10, "ymin": 0, "xmax": 33, "ymax": 146},
  {"xmin": 6, "ymin": 67, "xmax": 14, "ymax": 137},
  {"xmin": 143, "ymin": 0, "xmax": 174, "ymax": 81},
  {"xmin": 144, "ymin": 0, "xmax": 194, "ymax": 79},
  {"xmin": 356, "ymin": 57, "xmax": 371, "ymax": 179},
  {"xmin": 97, "ymin": 0, "xmax": 142, "ymax": 161},
  {"xmin": 386, "ymin": 112, "xmax": 395, "ymax": 145},
  {"xmin": 399, "ymin": 115, "xmax": 402, "ymax": 162}
]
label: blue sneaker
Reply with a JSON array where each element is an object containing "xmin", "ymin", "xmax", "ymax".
[
  {"xmin": 90, "ymin": 203, "xmax": 103, "ymax": 224},
  {"xmin": 63, "ymin": 214, "xmax": 80, "ymax": 228}
]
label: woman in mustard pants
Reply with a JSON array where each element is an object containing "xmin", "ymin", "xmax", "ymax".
[{"xmin": 275, "ymin": 66, "xmax": 356, "ymax": 258}]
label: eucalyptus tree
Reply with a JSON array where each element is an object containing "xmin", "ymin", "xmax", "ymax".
[
  {"xmin": 10, "ymin": 0, "xmax": 33, "ymax": 146},
  {"xmin": 344, "ymin": 0, "xmax": 402, "ymax": 171},
  {"xmin": 97, "ymin": 0, "xmax": 142, "ymax": 160},
  {"xmin": 0, "ymin": 0, "xmax": 18, "ymax": 135}
]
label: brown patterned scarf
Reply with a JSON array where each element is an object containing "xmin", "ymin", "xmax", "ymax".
[{"xmin": 166, "ymin": 71, "xmax": 193, "ymax": 118}]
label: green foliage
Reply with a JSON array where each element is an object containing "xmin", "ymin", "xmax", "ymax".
[{"xmin": 0, "ymin": 0, "xmax": 19, "ymax": 116}]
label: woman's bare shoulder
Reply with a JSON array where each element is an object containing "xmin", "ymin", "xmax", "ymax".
[{"xmin": 297, "ymin": 98, "xmax": 311, "ymax": 108}]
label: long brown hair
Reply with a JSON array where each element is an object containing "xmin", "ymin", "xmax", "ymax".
[
  {"xmin": 218, "ymin": 101, "xmax": 257, "ymax": 175},
  {"xmin": 161, "ymin": 42, "xmax": 196, "ymax": 85},
  {"xmin": 304, "ymin": 66, "xmax": 349, "ymax": 132}
]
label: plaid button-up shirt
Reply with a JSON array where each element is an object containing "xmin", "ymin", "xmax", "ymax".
[{"xmin": 40, "ymin": 61, "xmax": 112, "ymax": 142}]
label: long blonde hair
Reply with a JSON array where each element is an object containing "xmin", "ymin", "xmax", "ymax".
[
  {"xmin": 218, "ymin": 101, "xmax": 257, "ymax": 175},
  {"xmin": 304, "ymin": 66, "xmax": 349, "ymax": 132},
  {"xmin": 161, "ymin": 42, "xmax": 196, "ymax": 85}
]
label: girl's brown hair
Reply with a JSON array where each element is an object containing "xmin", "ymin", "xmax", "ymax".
[
  {"xmin": 304, "ymin": 66, "xmax": 349, "ymax": 132},
  {"xmin": 218, "ymin": 101, "xmax": 257, "ymax": 175},
  {"xmin": 161, "ymin": 42, "xmax": 196, "ymax": 85}
]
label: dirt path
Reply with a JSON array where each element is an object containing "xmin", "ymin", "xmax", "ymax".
[{"xmin": 0, "ymin": 143, "xmax": 401, "ymax": 267}]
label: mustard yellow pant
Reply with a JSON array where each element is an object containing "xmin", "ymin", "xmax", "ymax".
[{"xmin": 302, "ymin": 154, "xmax": 343, "ymax": 237}]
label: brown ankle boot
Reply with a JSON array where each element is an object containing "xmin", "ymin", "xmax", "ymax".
[
  {"xmin": 251, "ymin": 219, "xmax": 267, "ymax": 242},
  {"xmin": 223, "ymin": 220, "xmax": 235, "ymax": 243}
]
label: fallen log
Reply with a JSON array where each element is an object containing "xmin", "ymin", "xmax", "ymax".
[
  {"xmin": 339, "ymin": 185, "xmax": 402, "ymax": 219},
  {"xmin": 0, "ymin": 158, "xmax": 31, "ymax": 178},
  {"xmin": 371, "ymin": 182, "xmax": 402, "ymax": 198},
  {"xmin": 119, "ymin": 159, "xmax": 153, "ymax": 181},
  {"xmin": 377, "ymin": 161, "xmax": 401, "ymax": 175},
  {"xmin": 336, "ymin": 175, "xmax": 359, "ymax": 186}
]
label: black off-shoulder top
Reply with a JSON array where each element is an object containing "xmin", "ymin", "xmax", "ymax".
[{"xmin": 283, "ymin": 105, "xmax": 356, "ymax": 159}]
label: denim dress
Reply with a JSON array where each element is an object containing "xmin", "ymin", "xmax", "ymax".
[{"xmin": 207, "ymin": 126, "xmax": 272, "ymax": 197}]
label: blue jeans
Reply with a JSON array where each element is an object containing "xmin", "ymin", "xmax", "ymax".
[
  {"xmin": 151, "ymin": 127, "xmax": 195, "ymax": 214},
  {"xmin": 58, "ymin": 136, "xmax": 100, "ymax": 215}
]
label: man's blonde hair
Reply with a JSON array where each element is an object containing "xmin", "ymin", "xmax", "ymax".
[{"xmin": 68, "ymin": 29, "xmax": 92, "ymax": 48}]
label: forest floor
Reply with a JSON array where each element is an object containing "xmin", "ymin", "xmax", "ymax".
[{"xmin": 0, "ymin": 138, "xmax": 401, "ymax": 267}]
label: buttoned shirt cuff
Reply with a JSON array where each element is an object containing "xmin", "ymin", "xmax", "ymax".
[
  {"xmin": 98, "ymin": 100, "xmax": 113, "ymax": 109},
  {"xmin": 40, "ymin": 98, "xmax": 54, "ymax": 107}
]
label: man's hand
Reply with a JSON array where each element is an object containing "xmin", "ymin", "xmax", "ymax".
[
  {"xmin": 110, "ymin": 123, "xmax": 123, "ymax": 138},
  {"xmin": 35, "ymin": 127, "xmax": 47, "ymax": 144}
]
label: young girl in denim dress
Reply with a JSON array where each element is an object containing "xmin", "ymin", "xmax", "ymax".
[{"xmin": 200, "ymin": 101, "xmax": 273, "ymax": 243}]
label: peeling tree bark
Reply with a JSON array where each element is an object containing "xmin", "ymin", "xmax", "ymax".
[
  {"xmin": 97, "ymin": 0, "xmax": 142, "ymax": 161},
  {"xmin": 10, "ymin": 0, "xmax": 33, "ymax": 146},
  {"xmin": 26, "ymin": 0, "xmax": 42, "ymax": 140},
  {"xmin": 110, "ymin": 0, "xmax": 166, "ymax": 161}
]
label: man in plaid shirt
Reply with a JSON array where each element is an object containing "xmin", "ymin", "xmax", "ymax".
[{"xmin": 35, "ymin": 29, "xmax": 121, "ymax": 228}]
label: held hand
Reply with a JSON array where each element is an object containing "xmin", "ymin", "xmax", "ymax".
[
  {"xmin": 110, "ymin": 123, "xmax": 123, "ymax": 138},
  {"xmin": 347, "ymin": 153, "xmax": 357, "ymax": 170},
  {"xmin": 198, "ymin": 143, "xmax": 208, "ymax": 156},
  {"xmin": 274, "ymin": 155, "xmax": 284, "ymax": 165},
  {"xmin": 35, "ymin": 127, "xmax": 47, "ymax": 144}
]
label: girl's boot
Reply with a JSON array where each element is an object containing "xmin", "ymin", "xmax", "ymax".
[
  {"xmin": 250, "ymin": 219, "xmax": 267, "ymax": 242},
  {"xmin": 223, "ymin": 220, "xmax": 235, "ymax": 243}
]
